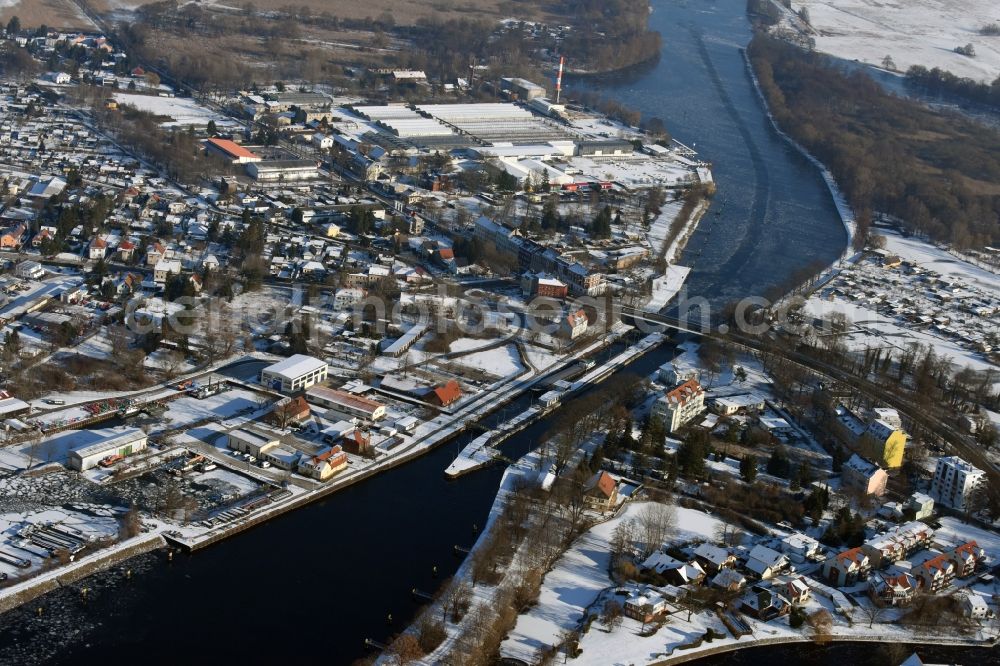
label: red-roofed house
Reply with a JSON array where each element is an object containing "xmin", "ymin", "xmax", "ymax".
[
  {"xmin": 869, "ymin": 572, "xmax": 917, "ymax": 607},
  {"xmin": 1, "ymin": 223, "xmax": 27, "ymax": 249},
  {"xmin": 950, "ymin": 541, "xmax": 986, "ymax": 578},
  {"xmin": 560, "ymin": 308, "xmax": 589, "ymax": 340},
  {"xmin": 822, "ymin": 547, "xmax": 871, "ymax": 587},
  {"xmin": 89, "ymin": 237, "xmax": 108, "ymax": 260},
  {"xmin": 31, "ymin": 227, "xmax": 55, "ymax": 249},
  {"xmin": 435, "ymin": 246, "xmax": 456, "ymax": 270},
  {"xmin": 428, "ymin": 380, "xmax": 462, "ymax": 407},
  {"xmin": 146, "ymin": 241, "xmax": 166, "ymax": 266},
  {"xmin": 268, "ymin": 395, "xmax": 311, "ymax": 427},
  {"xmin": 117, "ymin": 239, "xmax": 136, "ymax": 262},
  {"xmin": 652, "ymin": 379, "xmax": 706, "ymax": 433},
  {"xmin": 205, "ymin": 138, "xmax": 262, "ymax": 164},
  {"xmin": 583, "ymin": 470, "xmax": 618, "ymax": 513},
  {"xmin": 297, "ymin": 444, "xmax": 348, "ymax": 481},
  {"xmin": 917, "ymin": 554, "xmax": 956, "ymax": 591}
]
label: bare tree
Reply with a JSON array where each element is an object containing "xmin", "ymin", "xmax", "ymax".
[
  {"xmin": 859, "ymin": 602, "xmax": 889, "ymax": 629},
  {"xmin": 808, "ymin": 609, "xmax": 833, "ymax": 644},
  {"xmin": 609, "ymin": 519, "xmax": 637, "ymax": 565},
  {"xmin": 383, "ymin": 633, "xmax": 424, "ymax": 665},
  {"xmin": 601, "ymin": 600, "xmax": 624, "ymax": 631},
  {"xmin": 637, "ymin": 502, "xmax": 676, "ymax": 557}
]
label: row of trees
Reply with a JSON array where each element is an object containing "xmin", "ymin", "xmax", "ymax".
[{"xmin": 905, "ymin": 64, "xmax": 1000, "ymax": 109}]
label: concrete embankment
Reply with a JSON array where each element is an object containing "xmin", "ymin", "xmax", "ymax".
[
  {"xmin": 651, "ymin": 632, "xmax": 995, "ymax": 665},
  {"xmin": 0, "ymin": 533, "xmax": 165, "ymax": 615}
]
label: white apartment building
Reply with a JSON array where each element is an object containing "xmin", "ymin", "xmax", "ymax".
[
  {"xmin": 930, "ymin": 456, "xmax": 987, "ymax": 512},
  {"xmin": 652, "ymin": 379, "xmax": 705, "ymax": 433}
]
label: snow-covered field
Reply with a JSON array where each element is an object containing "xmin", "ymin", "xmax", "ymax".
[
  {"xmin": 112, "ymin": 93, "xmax": 239, "ymax": 128},
  {"xmin": 798, "ymin": 0, "xmax": 1000, "ymax": 82},
  {"xmin": 159, "ymin": 389, "xmax": 261, "ymax": 427}
]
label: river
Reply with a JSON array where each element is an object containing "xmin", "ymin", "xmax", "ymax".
[
  {"xmin": 573, "ymin": 0, "xmax": 847, "ymax": 310},
  {"xmin": 0, "ymin": 1, "xmax": 919, "ymax": 664}
]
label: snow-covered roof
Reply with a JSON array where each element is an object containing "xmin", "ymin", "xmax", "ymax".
[{"xmin": 262, "ymin": 354, "xmax": 327, "ymax": 380}]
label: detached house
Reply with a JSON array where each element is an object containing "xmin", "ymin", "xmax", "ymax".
[
  {"xmin": 31, "ymin": 227, "xmax": 56, "ymax": 249},
  {"xmin": 0, "ymin": 222, "xmax": 27, "ymax": 249},
  {"xmin": 710, "ymin": 568, "xmax": 747, "ymax": 592},
  {"xmin": 745, "ymin": 545, "xmax": 789, "ymax": 580},
  {"xmin": 340, "ymin": 429, "xmax": 372, "ymax": 456},
  {"xmin": 89, "ymin": 237, "xmax": 108, "ymax": 260},
  {"xmin": 146, "ymin": 241, "xmax": 165, "ymax": 266},
  {"xmin": 740, "ymin": 584, "xmax": 791, "ymax": 621},
  {"xmin": 842, "ymin": 454, "xmax": 888, "ymax": 497},
  {"xmin": 560, "ymin": 308, "xmax": 588, "ymax": 340},
  {"xmin": 784, "ymin": 577, "xmax": 811, "ymax": 605},
  {"xmin": 118, "ymin": 239, "xmax": 136, "ymax": 262},
  {"xmin": 623, "ymin": 588, "xmax": 670, "ymax": 623},
  {"xmin": 583, "ymin": 470, "xmax": 618, "ymax": 514},
  {"xmin": 267, "ymin": 396, "xmax": 311, "ymax": 426},
  {"xmin": 641, "ymin": 552, "xmax": 706, "ymax": 585},
  {"xmin": 427, "ymin": 380, "xmax": 462, "ymax": 408},
  {"xmin": 296, "ymin": 445, "xmax": 348, "ymax": 481},
  {"xmin": 153, "ymin": 259, "xmax": 182, "ymax": 284},
  {"xmin": 693, "ymin": 543, "xmax": 736, "ymax": 575}
]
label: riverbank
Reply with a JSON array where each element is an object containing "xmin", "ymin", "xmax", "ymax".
[
  {"xmin": 0, "ymin": 533, "xmax": 164, "ymax": 616},
  {"xmin": 650, "ymin": 632, "xmax": 996, "ymax": 665}
]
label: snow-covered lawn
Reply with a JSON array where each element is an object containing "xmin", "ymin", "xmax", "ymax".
[
  {"xmin": 113, "ymin": 93, "xmax": 239, "ymax": 128},
  {"xmin": 798, "ymin": 0, "xmax": 1000, "ymax": 82},
  {"xmin": 448, "ymin": 343, "xmax": 523, "ymax": 377},
  {"xmin": 934, "ymin": 516, "xmax": 1000, "ymax": 558}
]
